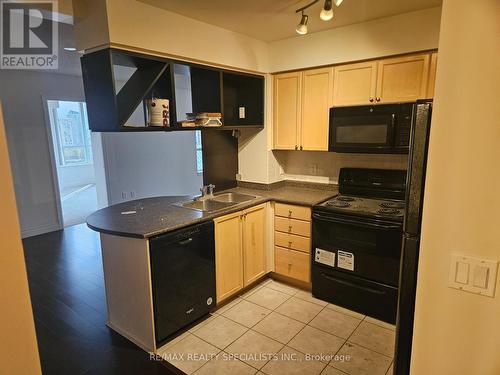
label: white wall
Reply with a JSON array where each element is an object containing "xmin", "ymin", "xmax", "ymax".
[
  {"xmin": 269, "ymin": 7, "xmax": 441, "ymax": 72},
  {"xmin": 411, "ymin": 1, "xmax": 500, "ymax": 374},
  {"xmin": 0, "ymin": 70, "xmax": 86, "ymax": 237},
  {"xmin": 101, "ymin": 131, "xmax": 203, "ymax": 204}
]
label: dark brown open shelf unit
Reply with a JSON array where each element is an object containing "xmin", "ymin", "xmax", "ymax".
[{"xmin": 81, "ymin": 48, "xmax": 264, "ymax": 132}]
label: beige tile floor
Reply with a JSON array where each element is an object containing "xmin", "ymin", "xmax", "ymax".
[{"xmin": 158, "ymin": 278, "xmax": 395, "ymax": 375}]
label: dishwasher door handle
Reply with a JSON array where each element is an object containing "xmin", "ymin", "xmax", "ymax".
[{"xmin": 178, "ymin": 237, "xmax": 193, "ymax": 246}]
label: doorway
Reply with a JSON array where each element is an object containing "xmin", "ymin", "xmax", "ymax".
[{"xmin": 46, "ymin": 99, "xmax": 99, "ymax": 227}]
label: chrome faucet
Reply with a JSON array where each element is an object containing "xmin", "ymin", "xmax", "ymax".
[{"xmin": 199, "ymin": 184, "xmax": 215, "ymax": 199}]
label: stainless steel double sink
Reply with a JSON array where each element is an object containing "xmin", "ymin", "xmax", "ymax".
[{"xmin": 176, "ymin": 192, "xmax": 259, "ymax": 213}]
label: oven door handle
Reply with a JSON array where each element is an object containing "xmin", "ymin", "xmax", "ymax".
[
  {"xmin": 312, "ymin": 213, "xmax": 401, "ymax": 230},
  {"xmin": 321, "ymin": 273, "xmax": 386, "ymax": 295}
]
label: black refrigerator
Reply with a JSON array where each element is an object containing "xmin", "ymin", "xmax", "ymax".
[{"xmin": 394, "ymin": 100, "xmax": 433, "ymax": 375}]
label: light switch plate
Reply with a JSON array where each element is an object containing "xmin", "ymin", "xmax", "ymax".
[
  {"xmin": 239, "ymin": 106, "xmax": 245, "ymax": 119},
  {"xmin": 449, "ymin": 254, "xmax": 498, "ymax": 297}
]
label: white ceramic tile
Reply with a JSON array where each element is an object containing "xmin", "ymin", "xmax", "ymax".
[
  {"xmin": 320, "ymin": 366, "xmax": 349, "ymax": 375},
  {"xmin": 386, "ymin": 362, "xmax": 394, "ymax": 375},
  {"xmin": 193, "ymin": 315, "xmax": 248, "ymax": 350},
  {"xmin": 260, "ymin": 346, "xmax": 326, "ymax": 375},
  {"xmin": 294, "ymin": 290, "xmax": 329, "ymax": 307},
  {"xmin": 265, "ymin": 280, "xmax": 300, "ymax": 295},
  {"xmin": 309, "ymin": 308, "xmax": 361, "ymax": 339},
  {"xmin": 189, "ymin": 313, "xmax": 219, "ymax": 333},
  {"xmin": 253, "ymin": 312, "xmax": 305, "ymax": 344},
  {"xmin": 222, "ymin": 299, "xmax": 272, "ymax": 328},
  {"xmin": 326, "ymin": 303, "xmax": 366, "ymax": 320},
  {"xmin": 163, "ymin": 334, "xmax": 220, "ymax": 374},
  {"xmin": 363, "ymin": 316, "xmax": 396, "ymax": 331},
  {"xmin": 330, "ymin": 342, "xmax": 392, "ymax": 375},
  {"xmin": 194, "ymin": 352, "xmax": 257, "ymax": 375},
  {"xmin": 349, "ymin": 321, "xmax": 395, "ymax": 357},
  {"xmin": 275, "ymin": 297, "xmax": 324, "ymax": 323},
  {"xmin": 225, "ymin": 330, "xmax": 284, "ymax": 370},
  {"xmin": 288, "ymin": 326, "xmax": 345, "ymax": 363},
  {"xmin": 245, "ymin": 287, "xmax": 291, "ymax": 310},
  {"xmin": 216, "ymin": 297, "xmax": 244, "ymax": 314}
]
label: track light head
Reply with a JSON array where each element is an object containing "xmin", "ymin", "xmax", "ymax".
[
  {"xmin": 296, "ymin": 13, "xmax": 309, "ymax": 35},
  {"xmin": 320, "ymin": 0, "xmax": 333, "ymax": 21}
]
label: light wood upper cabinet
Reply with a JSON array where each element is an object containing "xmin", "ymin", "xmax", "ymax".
[
  {"xmin": 332, "ymin": 61, "xmax": 377, "ymax": 106},
  {"xmin": 273, "ymin": 72, "xmax": 301, "ymax": 150},
  {"xmin": 214, "ymin": 211, "xmax": 243, "ymax": 303},
  {"xmin": 301, "ymin": 67, "xmax": 333, "ymax": 151},
  {"xmin": 427, "ymin": 52, "xmax": 438, "ymax": 99},
  {"xmin": 376, "ymin": 54, "xmax": 430, "ymax": 103},
  {"xmin": 242, "ymin": 204, "xmax": 266, "ymax": 286}
]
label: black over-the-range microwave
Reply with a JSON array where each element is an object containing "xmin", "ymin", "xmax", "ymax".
[{"xmin": 329, "ymin": 102, "xmax": 415, "ymax": 154}]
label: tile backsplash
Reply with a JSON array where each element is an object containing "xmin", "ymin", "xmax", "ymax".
[{"xmin": 273, "ymin": 151, "xmax": 408, "ymax": 184}]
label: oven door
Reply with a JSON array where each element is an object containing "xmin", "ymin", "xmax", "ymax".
[{"xmin": 311, "ymin": 211, "xmax": 402, "ymax": 286}]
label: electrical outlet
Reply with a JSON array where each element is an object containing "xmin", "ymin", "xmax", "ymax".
[
  {"xmin": 239, "ymin": 106, "xmax": 245, "ymax": 119},
  {"xmin": 235, "ymin": 173, "xmax": 242, "ymax": 181}
]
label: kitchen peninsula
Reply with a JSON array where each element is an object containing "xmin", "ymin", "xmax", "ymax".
[{"xmin": 87, "ymin": 182, "xmax": 337, "ymax": 354}]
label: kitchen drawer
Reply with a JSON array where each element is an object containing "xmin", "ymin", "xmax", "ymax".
[
  {"xmin": 275, "ymin": 246, "xmax": 310, "ymax": 282},
  {"xmin": 275, "ymin": 216, "xmax": 311, "ymax": 237},
  {"xmin": 275, "ymin": 231, "xmax": 311, "ymax": 253},
  {"xmin": 275, "ymin": 203, "xmax": 311, "ymax": 221}
]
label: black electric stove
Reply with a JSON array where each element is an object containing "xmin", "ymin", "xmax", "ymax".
[{"xmin": 311, "ymin": 168, "xmax": 407, "ymax": 323}]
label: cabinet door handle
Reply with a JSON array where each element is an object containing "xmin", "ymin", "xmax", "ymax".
[
  {"xmin": 294, "ymin": 145, "xmax": 298, "ymax": 150},
  {"xmin": 288, "ymin": 210, "xmax": 293, "ymax": 217},
  {"xmin": 376, "ymin": 97, "xmax": 381, "ymax": 102},
  {"xmin": 288, "ymin": 225, "xmax": 292, "ymax": 232},
  {"xmin": 369, "ymin": 97, "xmax": 374, "ymax": 102},
  {"xmin": 299, "ymin": 145, "xmax": 303, "ymax": 150}
]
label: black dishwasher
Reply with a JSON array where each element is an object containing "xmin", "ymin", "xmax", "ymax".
[{"xmin": 149, "ymin": 220, "xmax": 216, "ymax": 346}]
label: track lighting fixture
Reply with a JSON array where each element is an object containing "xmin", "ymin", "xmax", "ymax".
[
  {"xmin": 296, "ymin": 12, "xmax": 309, "ymax": 35},
  {"xmin": 295, "ymin": 0, "xmax": 345, "ymax": 35},
  {"xmin": 320, "ymin": 0, "xmax": 333, "ymax": 21}
]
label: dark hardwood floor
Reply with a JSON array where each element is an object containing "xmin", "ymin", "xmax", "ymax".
[{"xmin": 23, "ymin": 224, "xmax": 175, "ymax": 375}]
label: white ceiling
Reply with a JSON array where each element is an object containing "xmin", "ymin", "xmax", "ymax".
[{"xmin": 138, "ymin": 0, "xmax": 442, "ymax": 42}]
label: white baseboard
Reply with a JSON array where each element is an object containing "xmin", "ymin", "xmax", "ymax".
[{"xmin": 21, "ymin": 223, "xmax": 61, "ymax": 238}]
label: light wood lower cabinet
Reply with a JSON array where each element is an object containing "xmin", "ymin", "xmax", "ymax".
[
  {"xmin": 275, "ymin": 202, "xmax": 311, "ymax": 221},
  {"xmin": 214, "ymin": 204, "xmax": 267, "ymax": 303},
  {"xmin": 242, "ymin": 204, "xmax": 267, "ymax": 286},
  {"xmin": 273, "ymin": 203, "xmax": 312, "ymax": 282},
  {"xmin": 275, "ymin": 246, "xmax": 310, "ymax": 283},
  {"xmin": 214, "ymin": 211, "xmax": 244, "ymax": 303},
  {"xmin": 274, "ymin": 216, "xmax": 311, "ymax": 237}
]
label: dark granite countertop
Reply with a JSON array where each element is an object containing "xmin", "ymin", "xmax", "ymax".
[{"xmin": 86, "ymin": 183, "xmax": 338, "ymax": 239}]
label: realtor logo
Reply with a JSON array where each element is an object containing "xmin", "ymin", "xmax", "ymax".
[{"xmin": 1, "ymin": 0, "xmax": 58, "ymax": 69}]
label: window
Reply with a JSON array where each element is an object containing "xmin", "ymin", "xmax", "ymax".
[
  {"xmin": 195, "ymin": 130, "xmax": 203, "ymax": 174},
  {"xmin": 47, "ymin": 100, "xmax": 93, "ymax": 167}
]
